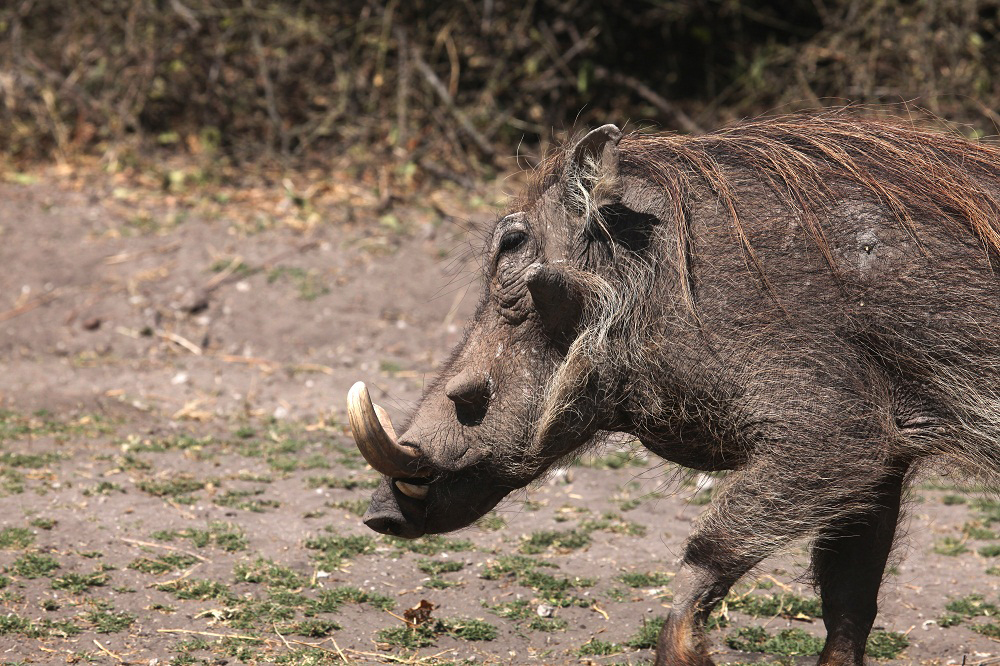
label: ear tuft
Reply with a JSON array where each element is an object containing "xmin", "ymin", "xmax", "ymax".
[{"xmin": 564, "ymin": 124, "xmax": 623, "ymax": 221}]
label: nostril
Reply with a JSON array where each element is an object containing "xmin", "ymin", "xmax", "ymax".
[{"xmin": 445, "ymin": 369, "xmax": 490, "ymax": 426}]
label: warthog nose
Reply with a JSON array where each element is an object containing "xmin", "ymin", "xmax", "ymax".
[{"xmin": 445, "ymin": 369, "xmax": 490, "ymax": 426}]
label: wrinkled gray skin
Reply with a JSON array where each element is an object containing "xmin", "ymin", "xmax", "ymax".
[{"xmin": 358, "ymin": 120, "xmax": 1000, "ymax": 666}]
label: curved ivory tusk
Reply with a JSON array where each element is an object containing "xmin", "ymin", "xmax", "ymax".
[
  {"xmin": 395, "ymin": 480, "xmax": 429, "ymax": 500},
  {"xmin": 347, "ymin": 381, "xmax": 430, "ymax": 479}
]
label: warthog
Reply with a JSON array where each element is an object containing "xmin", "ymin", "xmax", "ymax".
[{"xmin": 347, "ymin": 113, "xmax": 1000, "ymax": 665}]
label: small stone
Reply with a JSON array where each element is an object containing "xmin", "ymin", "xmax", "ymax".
[{"xmin": 536, "ymin": 604, "xmax": 555, "ymax": 618}]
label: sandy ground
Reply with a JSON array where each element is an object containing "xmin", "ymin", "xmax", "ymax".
[{"xmin": 1, "ymin": 171, "xmax": 1000, "ymax": 665}]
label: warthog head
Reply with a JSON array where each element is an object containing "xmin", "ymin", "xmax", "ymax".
[{"xmin": 348, "ymin": 124, "xmax": 647, "ymax": 537}]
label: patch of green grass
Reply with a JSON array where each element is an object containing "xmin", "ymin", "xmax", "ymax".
[
  {"xmin": 307, "ymin": 585, "xmax": 395, "ymax": 613},
  {"xmin": 942, "ymin": 494, "xmax": 967, "ymax": 505},
  {"xmin": 85, "ymin": 610, "xmax": 136, "ymax": 633},
  {"xmin": 305, "ymin": 534, "xmax": 376, "ymax": 569},
  {"xmin": 487, "ymin": 599, "xmax": 533, "ymax": 620},
  {"xmin": 214, "ymin": 488, "xmax": 280, "ymax": 512},
  {"xmin": 974, "ymin": 622, "xmax": 1000, "ymax": 639},
  {"xmin": 128, "ymin": 553, "xmax": 199, "ymax": 574},
  {"xmin": 578, "ymin": 639, "xmax": 622, "ymax": 656},
  {"xmin": 137, "ymin": 476, "xmax": 206, "ymax": 498},
  {"xmin": 939, "ymin": 594, "xmax": 998, "ymax": 627},
  {"xmin": 481, "ymin": 555, "xmax": 556, "ymax": 580},
  {"xmin": 520, "ymin": 529, "xmax": 591, "ymax": 554},
  {"xmin": 933, "ymin": 536, "xmax": 969, "ymax": 556},
  {"xmin": 306, "ymin": 475, "xmax": 379, "ymax": 490},
  {"xmin": 377, "ymin": 618, "xmax": 497, "ymax": 647},
  {"xmin": 973, "ymin": 498, "xmax": 1000, "ymax": 524},
  {"xmin": 579, "ymin": 512, "xmax": 647, "ymax": 536},
  {"xmin": 726, "ymin": 626, "xmax": 824, "ymax": 657},
  {"xmin": 277, "ymin": 618, "xmax": 341, "ymax": 637},
  {"xmin": 0, "ymin": 527, "xmax": 34, "ymax": 549},
  {"xmin": 980, "ymin": 544, "xmax": 1000, "ymax": 557},
  {"xmin": 234, "ymin": 558, "xmax": 303, "ymax": 589},
  {"xmin": 865, "ymin": 631, "xmax": 910, "ymax": 659},
  {"xmin": 529, "ymin": 616, "xmax": 568, "ymax": 631},
  {"xmin": 11, "ymin": 552, "xmax": 59, "ymax": 578},
  {"xmin": 152, "ymin": 522, "xmax": 248, "ymax": 552},
  {"xmin": 385, "ymin": 534, "xmax": 474, "ymax": 555},
  {"xmin": 51, "ymin": 571, "xmax": 109, "ymax": 593},
  {"xmin": 326, "ymin": 499, "xmax": 369, "ymax": 516},
  {"xmin": 267, "ymin": 266, "xmax": 329, "ymax": 301},
  {"xmin": 157, "ymin": 578, "xmax": 234, "ymax": 601},
  {"xmin": 0, "ymin": 468, "xmax": 25, "ymax": 495},
  {"xmin": 627, "ymin": 616, "xmax": 666, "ymax": 649},
  {"xmin": 0, "ymin": 452, "xmax": 62, "ymax": 468},
  {"xmin": 481, "ymin": 555, "xmax": 593, "ymax": 608},
  {"xmin": 417, "ymin": 558, "xmax": 465, "ymax": 575},
  {"xmin": 727, "ymin": 593, "xmax": 823, "ymax": 619},
  {"xmin": 377, "ymin": 624, "xmax": 438, "ymax": 648},
  {"xmin": 618, "ymin": 571, "xmax": 673, "ymax": 588},
  {"xmin": 82, "ymin": 481, "xmax": 124, "ymax": 497},
  {"xmin": 29, "ymin": 517, "xmax": 56, "ymax": 530},
  {"xmin": 963, "ymin": 522, "xmax": 998, "ymax": 540},
  {"xmin": 476, "ymin": 513, "xmax": 507, "ymax": 531}
]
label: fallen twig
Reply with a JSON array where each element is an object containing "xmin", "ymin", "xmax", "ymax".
[
  {"xmin": 120, "ymin": 537, "xmax": 211, "ymax": 562},
  {"xmin": 157, "ymin": 628, "xmax": 264, "ymax": 641},
  {"xmin": 0, "ymin": 290, "xmax": 60, "ymax": 322}
]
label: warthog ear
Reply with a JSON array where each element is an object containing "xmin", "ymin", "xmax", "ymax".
[
  {"xmin": 525, "ymin": 262, "xmax": 584, "ymax": 342},
  {"xmin": 564, "ymin": 124, "xmax": 623, "ymax": 218}
]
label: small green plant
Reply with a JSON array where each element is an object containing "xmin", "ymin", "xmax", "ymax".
[
  {"xmin": 0, "ymin": 527, "xmax": 34, "ymax": 549},
  {"xmin": 865, "ymin": 631, "xmax": 910, "ymax": 659},
  {"xmin": 726, "ymin": 626, "xmax": 824, "ymax": 657},
  {"xmin": 627, "ymin": 616, "xmax": 666, "ymax": 649},
  {"xmin": 277, "ymin": 618, "xmax": 340, "ymax": 637},
  {"xmin": 520, "ymin": 528, "xmax": 591, "ymax": 554},
  {"xmin": 326, "ymin": 499, "xmax": 369, "ymax": 516},
  {"xmin": 933, "ymin": 536, "xmax": 969, "ymax": 556},
  {"xmin": 28, "ymin": 517, "xmax": 56, "ymax": 530},
  {"xmin": 939, "ymin": 594, "xmax": 999, "ymax": 627},
  {"xmin": 377, "ymin": 617, "xmax": 497, "ymax": 647},
  {"xmin": 85, "ymin": 610, "xmax": 136, "ymax": 633},
  {"xmin": 727, "ymin": 593, "xmax": 823, "ymax": 619},
  {"xmin": 128, "ymin": 553, "xmax": 199, "ymax": 574},
  {"xmin": 157, "ymin": 578, "xmax": 234, "ymax": 601},
  {"xmin": 307, "ymin": 585, "xmax": 395, "ymax": 613},
  {"xmin": 384, "ymin": 534, "xmax": 475, "ymax": 555},
  {"xmin": 417, "ymin": 558, "xmax": 465, "ymax": 575},
  {"xmin": 152, "ymin": 522, "xmax": 247, "ymax": 552},
  {"xmin": 578, "ymin": 638, "xmax": 622, "ymax": 656},
  {"xmin": 306, "ymin": 475, "xmax": 379, "ymax": 490},
  {"xmin": 214, "ymin": 488, "xmax": 280, "ymax": 512},
  {"xmin": 11, "ymin": 553, "xmax": 59, "ymax": 578},
  {"xmin": 304, "ymin": 534, "xmax": 376, "ymax": 569},
  {"xmin": 980, "ymin": 544, "xmax": 1000, "ymax": 557},
  {"xmin": 233, "ymin": 558, "xmax": 302, "ymax": 589},
  {"xmin": 51, "ymin": 571, "xmax": 109, "ymax": 593},
  {"xmin": 137, "ymin": 476, "xmax": 206, "ymax": 498}
]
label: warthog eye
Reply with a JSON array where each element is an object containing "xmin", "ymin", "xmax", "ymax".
[{"xmin": 498, "ymin": 229, "xmax": 528, "ymax": 255}]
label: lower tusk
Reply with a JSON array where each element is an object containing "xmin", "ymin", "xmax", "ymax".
[{"xmin": 396, "ymin": 480, "xmax": 429, "ymax": 500}]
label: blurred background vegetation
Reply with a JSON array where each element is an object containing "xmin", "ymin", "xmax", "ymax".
[{"xmin": 1, "ymin": 0, "xmax": 998, "ymax": 189}]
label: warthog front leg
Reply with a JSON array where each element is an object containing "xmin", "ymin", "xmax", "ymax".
[
  {"xmin": 812, "ymin": 466, "xmax": 907, "ymax": 666},
  {"xmin": 655, "ymin": 450, "xmax": 896, "ymax": 666}
]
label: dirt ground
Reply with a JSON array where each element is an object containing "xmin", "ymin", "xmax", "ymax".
[{"xmin": 3, "ymin": 166, "xmax": 1000, "ymax": 666}]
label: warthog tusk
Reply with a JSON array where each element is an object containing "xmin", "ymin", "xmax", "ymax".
[
  {"xmin": 395, "ymin": 480, "xmax": 429, "ymax": 500},
  {"xmin": 347, "ymin": 381, "xmax": 430, "ymax": 480}
]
